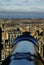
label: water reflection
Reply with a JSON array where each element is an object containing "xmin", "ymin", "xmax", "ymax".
[{"xmin": 9, "ymin": 41, "xmax": 36, "ymax": 65}]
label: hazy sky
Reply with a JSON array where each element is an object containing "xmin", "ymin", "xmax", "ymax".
[{"xmin": 0, "ymin": 0, "xmax": 44, "ymax": 12}]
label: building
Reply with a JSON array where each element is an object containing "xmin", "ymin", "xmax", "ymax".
[{"xmin": 0, "ymin": 19, "xmax": 44, "ymax": 63}]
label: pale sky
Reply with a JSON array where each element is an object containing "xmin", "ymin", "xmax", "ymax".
[{"xmin": 0, "ymin": 0, "xmax": 44, "ymax": 12}]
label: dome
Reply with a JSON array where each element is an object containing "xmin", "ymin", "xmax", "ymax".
[{"xmin": 10, "ymin": 40, "xmax": 36, "ymax": 65}]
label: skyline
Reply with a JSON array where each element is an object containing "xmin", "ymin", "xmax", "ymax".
[{"xmin": 0, "ymin": 0, "xmax": 44, "ymax": 12}]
